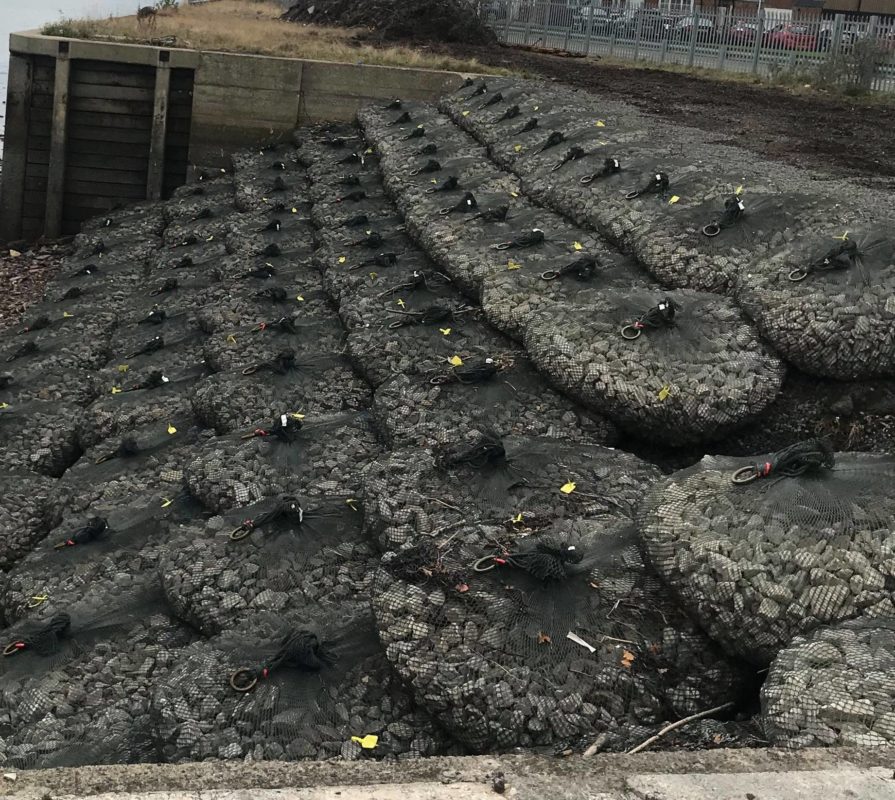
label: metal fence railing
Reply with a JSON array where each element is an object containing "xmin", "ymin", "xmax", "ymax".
[{"xmin": 481, "ymin": 3, "xmax": 895, "ymax": 93}]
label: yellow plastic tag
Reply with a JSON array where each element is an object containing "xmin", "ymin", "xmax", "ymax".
[
  {"xmin": 365, "ymin": 148, "xmax": 374, "ymax": 155},
  {"xmin": 346, "ymin": 498, "xmax": 359, "ymax": 511},
  {"xmin": 291, "ymin": 207, "xmax": 298, "ymax": 214},
  {"xmin": 507, "ymin": 260, "xmax": 521, "ymax": 270},
  {"xmin": 351, "ymin": 735, "xmax": 379, "ymax": 750},
  {"xmin": 296, "ymin": 295, "xmax": 304, "ymax": 302},
  {"xmin": 573, "ymin": 241, "xmax": 583, "ymax": 251},
  {"xmin": 735, "ymin": 184, "xmax": 744, "ymax": 196},
  {"xmin": 431, "ymin": 179, "xmax": 438, "ymax": 184},
  {"xmin": 0, "ymin": 402, "xmax": 8, "ymax": 410},
  {"xmin": 62, "ymin": 311, "xmax": 74, "ymax": 318},
  {"xmin": 560, "ymin": 481, "xmax": 576, "ymax": 495},
  {"xmin": 509, "ymin": 191, "xmax": 518, "ymax": 198},
  {"xmin": 397, "ymin": 298, "xmax": 406, "ymax": 308},
  {"xmin": 226, "ymin": 334, "xmax": 237, "ymax": 345},
  {"xmin": 449, "ymin": 355, "xmax": 464, "ymax": 367},
  {"xmin": 669, "ymin": 195, "xmax": 680, "ymax": 204},
  {"xmin": 290, "ymin": 412, "xmax": 305, "ymax": 420},
  {"xmin": 658, "ymin": 385, "xmax": 671, "ymax": 401},
  {"xmin": 118, "ymin": 364, "xmax": 129, "ymax": 373},
  {"xmin": 533, "ymin": 105, "xmax": 539, "ymax": 111},
  {"xmin": 161, "ymin": 498, "xmax": 173, "ymax": 508},
  {"xmin": 111, "ymin": 387, "xmax": 122, "ymax": 395},
  {"xmin": 365, "ymin": 230, "xmax": 372, "ymax": 236},
  {"xmin": 9, "ymin": 249, "xmax": 22, "ymax": 258},
  {"xmin": 462, "ymin": 110, "xmax": 470, "ymax": 117},
  {"xmin": 369, "ymin": 272, "xmax": 378, "ymax": 281},
  {"xmin": 512, "ymin": 512, "xmax": 524, "ymax": 524},
  {"xmin": 439, "ymin": 327, "xmax": 452, "ymax": 336},
  {"xmin": 167, "ymin": 423, "xmax": 177, "ymax": 435},
  {"xmin": 514, "ymin": 144, "xmax": 523, "ymax": 153},
  {"xmin": 338, "ymin": 256, "xmax": 347, "ymax": 264},
  {"xmin": 206, "ymin": 235, "xmax": 214, "ymax": 242},
  {"xmin": 834, "ymin": 231, "xmax": 849, "ymax": 241},
  {"xmin": 595, "ymin": 120, "xmax": 606, "ymax": 127}
]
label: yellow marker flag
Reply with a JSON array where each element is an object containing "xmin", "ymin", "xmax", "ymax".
[
  {"xmin": 449, "ymin": 355, "xmax": 464, "ymax": 367},
  {"xmin": 658, "ymin": 385, "xmax": 671, "ymax": 401},
  {"xmin": 397, "ymin": 298, "xmax": 406, "ymax": 307},
  {"xmin": 595, "ymin": 120, "xmax": 606, "ymax": 127},
  {"xmin": 226, "ymin": 334, "xmax": 237, "ymax": 345},
  {"xmin": 439, "ymin": 327, "xmax": 452, "ymax": 336},
  {"xmin": 512, "ymin": 512, "xmax": 524, "ymax": 524},
  {"xmin": 0, "ymin": 403, "xmax": 8, "ymax": 410},
  {"xmin": 9, "ymin": 249, "xmax": 22, "ymax": 257},
  {"xmin": 365, "ymin": 148, "xmax": 374, "ymax": 155},
  {"xmin": 369, "ymin": 272, "xmax": 378, "ymax": 281},
  {"xmin": 346, "ymin": 498, "xmax": 359, "ymax": 511},
  {"xmin": 338, "ymin": 256, "xmax": 347, "ymax": 264},
  {"xmin": 668, "ymin": 195, "xmax": 680, "ymax": 204},
  {"xmin": 573, "ymin": 241, "xmax": 583, "ymax": 251},
  {"xmin": 161, "ymin": 498, "xmax": 173, "ymax": 508},
  {"xmin": 291, "ymin": 207, "xmax": 298, "ymax": 214},
  {"xmin": 111, "ymin": 387, "xmax": 122, "ymax": 395},
  {"xmin": 462, "ymin": 110, "xmax": 470, "ymax": 117},
  {"xmin": 507, "ymin": 260, "xmax": 521, "ymax": 270},
  {"xmin": 351, "ymin": 735, "xmax": 379, "ymax": 750},
  {"xmin": 834, "ymin": 231, "xmax": 850, "ymax": 241},
  {"xmin": 296, "ymin": 295, "xmax": 304, "ymax": 302},
  {"xmin": 533, "ymin": 105, "xmax": 539, "ymax": 111},
  {"xmin": 735, "ymin": 184, "xmax": 744, "ymax": 195},
  {"xmin": 62, "ymin": 311, "xmax": 74, "ymax": 318},
  {"xmin": 118, "ymin": 364, "xmax": 129, "ymax": 373},
  {"xmin": 290, "ymin": 412, "xmax": 305, "ymax": 420},
  {"xmin": 167, "ymin": 424, "xmax": 177, "ymax": 435},
  {"xmin": 509, "ymin": 191, "xmax": 519, "ymax": 198},
  {"xmin": 561, "ymin": 481, "xmax": 576, "ymax": 495},
  {"xmin": 514, "ymin": 144, "xmax": 523, "ymax": 153}
]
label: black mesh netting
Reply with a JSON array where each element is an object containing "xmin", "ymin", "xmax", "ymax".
[
  {"xmin": 160, "ymin": 494, "xmax": 372, "ymax": 635},
  {"xmin": 521, "ymin": 289, "xmax": 785, "ymax": 445},
  {"xmin": 371, "ymin": 357, "xmax": 616, "ymax": 450},
  {"xmin": 150, "ymin": 609, "xmax": 456, "ymax": 762},
  {"xmin": 0, "ymin": 311, "xmax": 115, "ymax": 374},
  {"xmin": 637, "ymin": 446, "xmax": 895, "ymax": 666},
  {"xmin": 0, "ymin": 400, "xmax": 83, "ymax": 478},
  {"xmin": 60, "ymin": 416, "xmax": 202, "ymax": 513},
  {"xmin": 184, "ymin": 411, "xmax": 380, "ymax": 513},
  {"xmin": 162, "ymin": 204, "xmax": 242, "ymax": 250},
  {"xmin": 77, "ymin": 364, "xmax": 208, "ymax": 449},
  {"xmin": 371, "ymin": 517, "xmax": 748, "ymax": 752},
  {"xmin": 761, "ymin": 617, "xmax": 895, "ymax": 749},
  {"xmin": 737, "ymin": 225, "xmax": 895, "ymax": 381},
  {"xmin": 1, "ymin": 494, "xmax": 197, "ymax": 627},
  {"xmin": 201, "ymin": 317, "xmax": 345, "ymax": 374},
  {"xmin": 79, "ymin": 202, "xmax": 165, "ymax": 238},
  {"xmin": 190, "ymin": 356, "xmax": 370, "ymax": 435},
  {"xmin": 0, "ymin": 579, "xmax": 195, "ymax": 770},
  {"xmin": 0, "ymin": 361, "xmax": 99, "ymax": 408},
  {"xmin": 363, "ymin": 434, "xmax": 660, "ymax": 552},
  {"xmin": 0, "ymin": 472, "xmax": 66, "ymax": 572}
]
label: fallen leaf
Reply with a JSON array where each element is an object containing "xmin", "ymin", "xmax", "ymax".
[
  {"xmin": 621, "ymin": 649, "xmax": 636, "ymax": 669},
  {"xmin": 448, "ymin": 355, "xmax": 463, "ymax": 367},
  {"xmin": 8, "ymin": 250, "xmax": 21, "ymax": 258},
  {"xmin": 506, "ymin": 259, "xmax": 521, "ymax": 270},
  {"xmin": 658, "ymin": 385, "xmax": 671, "ymax": 401}
]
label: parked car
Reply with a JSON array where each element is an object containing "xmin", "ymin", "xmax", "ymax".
[
  {"xmin": 571, "ymin": 4, "xmax": 616, "ymax": 35},
  {"xmin": 672, "ymin": 15, "xmax": 716, "ymax": 42},
  {"xmin": 816, "ymin": 22, "xmax": 859, "ymax": 52},
  {"xmin": 763, "ymin": 23, "xmax": 817, "ymax": 51},
  {"xmin": 727, "ymin": 21, "xmax": 758, "ymax": 46},
  {"xmin": 614, "ymin": 9, "xmax": 672, "ymax": 41}
]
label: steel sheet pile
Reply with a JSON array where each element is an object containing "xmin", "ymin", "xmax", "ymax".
[{"xmin": 1, "ymin": 77, "xmax": 894, "ymax": 770}]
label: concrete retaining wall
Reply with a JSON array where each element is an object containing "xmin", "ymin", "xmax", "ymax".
[{"xmin": 0, "ymin": 31, "xmax": 469, "ymax": 241}]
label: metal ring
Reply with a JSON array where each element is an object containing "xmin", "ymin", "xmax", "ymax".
[
  {"xmin": 788, "ymin": 269, "xmax": 809, "ymax": 282},
  {"xmin": 624, "ymin": 190, "xmax": 641, "ymax": 200},
  {"xmin": 702, "ymin": 223, "xmax": 722, "ymax": 238},
  {"xmin": 242, "ymin": 364, "xmax": 260, "ymax": 376},
  {"xmin": 229, "ymin": 668, "xmax": 258, "ymax": 692},
  {"xmin": 580, "ymin": 174, "xmax": 595, "ymax": 185},
  {"xmin": 473, "ymin": 555, "xmax": 498, "ymax": 573},
  {"xmin": 492, "ymin": 242, "xmax": 511, "ymax": 251},
  {"xmin": 388, "ymin": 319, "xmax": 411, "ymax": 329},
  {"xmin": 620, "ymin": 325, "xmax": 642, "ymax": 340},
  {"xmin": 439, "ymin": 207, "xmax": 453, "ymax": 216},
  {"xmin": 94, "ymin": 453, "xmax": 114, "ymax": 465},
  {"xmin": 550, "ymin": 162, "xmax": 564, "ymax": 173},
  {"xmin": 731, "ymin": 466, "xmax": 760, "ymax": 485},
  {"xmin": 540, "ymin": 270, "xmax": 560, "ymax": 281},
  {"xmin": 229, "ymin": 525, "xmax": 252, "ymax": 541},
  {"xmin": 429, "ymin": 374, "xmax": 452, "ymax": 386},
  {"xmin": 3, "ymin": 642, "xmax": 23, "ymax": 656}
]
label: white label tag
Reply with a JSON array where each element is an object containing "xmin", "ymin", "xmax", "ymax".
[
  {"xmin": 737, "ymin": 201, "xmax": 745, "ymax": 211},
  {"xmin": 280, "ymin": 414, "xmax": 288, "ymax": 427},
  {"xmin": 162, "ymin": 375, "xmax": 170, "ymax": 383},
  {"xmin": 567, "ymin": 631, "xmax": 596, "ymax": 653}
]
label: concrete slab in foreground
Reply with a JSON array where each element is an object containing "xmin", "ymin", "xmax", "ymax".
[{"xmin": 1, "ymin": 749, "xmax": 894, "ymax": 800}]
